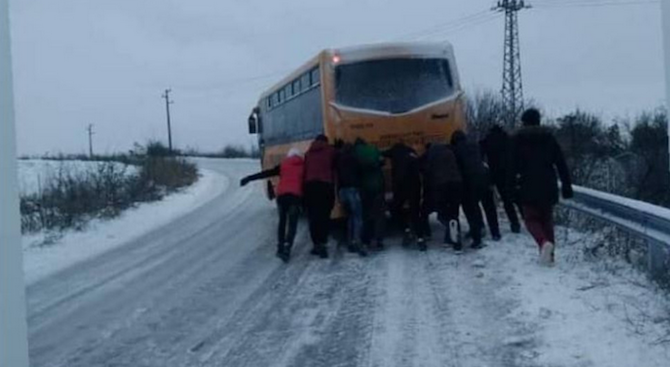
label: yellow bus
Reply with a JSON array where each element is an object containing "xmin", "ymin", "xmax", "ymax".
[{"xmin": 248, "ymin": 42, "xmax": 466, "ymax": 199}]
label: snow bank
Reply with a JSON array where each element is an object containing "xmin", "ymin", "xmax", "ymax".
[
  {"xmin": 17, "ymin": 159, "xmax": 137, "ymax": 196},
  {"xmin": 22, "ymin": 169, "xmax": 228, "ymax": 285},
  {"xmin": 485, "ymin": 228, "xmax": 670, "ymax": 366}
]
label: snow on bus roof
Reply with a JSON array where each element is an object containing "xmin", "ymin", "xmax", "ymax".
[
  {"xmin": 331, "ymin": 42, "xmax": 454, "ymax": 62},
  {"xmin": 258, "ymin": 42, "xmax": 455, "ymax": 102}
]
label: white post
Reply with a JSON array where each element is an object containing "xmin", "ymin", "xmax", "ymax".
[
  {"xmin": 0, "ymin": 0, "xmax": 30, "ymax": 366},
  {"xmin": 663, "ymin": 0, "xmax": 670, "ymax": 168}
]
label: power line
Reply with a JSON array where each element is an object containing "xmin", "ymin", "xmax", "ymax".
[
  {"xmin": 533, "ymin": 0, "xmax": 659, "ymax": 8},
  {"xmin": 395, "ymin": 10, "xmax": 493, "ymax": 41},
  {"xmin": 411, "ymin": 13, "xmax": 503, "ymax": 41}
]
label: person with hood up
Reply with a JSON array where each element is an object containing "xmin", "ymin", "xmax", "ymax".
[
  {"xmin": 303, "ymin": 134, "xmax": 337, "ymax": 259},
  {"xmin": 508, "ymin": 108, "xmax": 573, "ymax": 266},
  {"xmin": 382, "ymin": 141, "xmax": 422, "ymax": 247},
  {"xmin": 480, "ymin": 124, "xmax": 522, "ymax": 233},
  {"xmin": 451, "ymin": 130, "xmax": 487, "ymax": 249},
  {"xmin": 335, "ymin": 141, "xmax": 367, "ymax": 257},
  {"xmin": 354, "ymin": 138, "xmax": 386, "ymax": 250},
  {"xmin": 240, "ymin": 148, "xmax": 305, "ymax": 263},
  {"xmin": 422, "ymin": 142, "xmax": 463, "ymax": 252}
]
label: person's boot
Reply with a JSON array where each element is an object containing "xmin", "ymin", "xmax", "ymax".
[
  {"xmin": 492, "ymin": 230, "xmax": 502, "ymax": 242},
  {"xmin": 276, "ymin": 243, "xmax": 286, "ymax": 260},
  {"xmin": 471, "ymin": 236, "xmax": 486, "ymax": 250},
  {"xmin": 453, "ymin": 241, "xmax": 464, "ymax": 254},
  {"xmin": 402, "ymin": 228, "xmax": 413, "ymax": 247},
  {"xmin": 449, "ymin": 220, "xmax": 460, "ymax": 244},
  {"xmin": 511, "ymin": 222, "xmax": 521, "ymax": 234},
  {"xmin": 418, "ymin": 237, "xmax": 427, "ymax": 252},
  {"xmin": 356, "ymin": 242, "xmax": 368, "ymax": 257},
  {"xmin": 317, "ymin": 244, "xmax": 329, "ymax": 259}
]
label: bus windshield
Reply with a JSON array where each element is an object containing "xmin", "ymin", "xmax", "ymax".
[{"xmin": 335, "ymin": 58, "xmax": 454, "ymax": 114}]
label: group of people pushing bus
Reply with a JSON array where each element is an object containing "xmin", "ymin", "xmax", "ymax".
[{"xmin": 240, "ymin": 108, "xmax": 573, "ymax": 266}]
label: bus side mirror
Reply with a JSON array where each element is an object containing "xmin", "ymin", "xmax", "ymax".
[{"xmin": 248, "ymin": 115, "xmax": 257, "ymax": 134}]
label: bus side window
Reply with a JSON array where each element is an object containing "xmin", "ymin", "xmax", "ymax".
[
  {"xmin": 278, "ymin": 89, "xmax": 285, "ymax": 103},
  {"xmin": 293, "ymin": 80, "xmax": 301, "ymax": 95},
  {"xmin": 301, "ymin": 73, "xmax": 310, "ymax": 91},
  {"xmin": 311, "ymin": 68, "xmax": 320, "ymax": 87}
]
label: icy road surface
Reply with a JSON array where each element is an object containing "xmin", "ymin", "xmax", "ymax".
[{"xmin": 27, "ymin": 159, "xmax": 670, "ymax": 367}]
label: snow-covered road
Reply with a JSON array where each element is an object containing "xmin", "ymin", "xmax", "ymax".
[{"xmin": 27, "ymin": 159, "xmax": 670, "ymax": 367}]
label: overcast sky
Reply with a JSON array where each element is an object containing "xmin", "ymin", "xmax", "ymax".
[{"xmin": 9, "ymin": 0, "xmax": 665, "ymax": 155}]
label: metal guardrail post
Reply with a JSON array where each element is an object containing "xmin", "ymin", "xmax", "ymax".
[
  {"xmin": 0, "ymin": 0, "xmax": 30, "ymax": 365},
  {"xmin": 648, "ymin": 239, "xmax": 670, "ymax": 286}
]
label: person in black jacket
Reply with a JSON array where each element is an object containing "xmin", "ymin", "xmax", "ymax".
[
  {"xmin": 509, "ymin": 108, "xmax": 573, "ymax": 265},
  {"xmin": 335, "ymin": 142, "xmax": 367, "ymax": 257},
  {"xmin": 480, "ymin": 124, "xmax": 522, "ymax": 233},
  {"xmin": 451, "ymin": 130, "xmax": 487, "ymax": 249},
  {"xmin": 383, "ymin": 142, "xmax": 421, "ymax": 248}
]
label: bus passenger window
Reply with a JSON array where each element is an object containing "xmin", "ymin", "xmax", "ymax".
[
  {"xmin": 301, "ymin": 73, "xmax": 310, "ymax": 90},
  {"xmin": 293, "ymin": 80, "xmax": 301, "ymax": 95},
  {"xmin": 278, "ymin": 89, "xmax": 285, "ymax": 103},
  {"xmin": 311, "ymin": 68, "xmax": 320, "ymax": 86}
]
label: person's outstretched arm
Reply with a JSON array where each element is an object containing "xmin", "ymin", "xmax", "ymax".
[{"xmin": 240, "ymin": 165, "xmax": 280, "ymax": 186}]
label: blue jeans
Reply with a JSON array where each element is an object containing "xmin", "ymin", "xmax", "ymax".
[{"xmin": 339, "ymin": 188, "xmax": 363, "ymax": 244}]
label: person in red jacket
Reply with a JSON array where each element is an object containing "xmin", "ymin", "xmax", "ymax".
[
  {"xmin": 303, "ymin": 135, "xmax": 337, "ymax": 258},
  {"xmin": 240, "ymin": 148, "xmax": 305, "ymax": 263}
]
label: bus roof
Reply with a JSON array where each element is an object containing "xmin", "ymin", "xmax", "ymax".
[
  {"xmin": 258, "ymin": 42, "xmax": 455, "ymax": 102},
  {"xmin": 330, "ymin": 42, "xmax": 455, "ymax": 64}
]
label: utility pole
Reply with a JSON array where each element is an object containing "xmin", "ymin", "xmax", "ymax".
[
  {"xmin": 494, "ymin": 0, "xmax": 531, "ymax": 129},
  {"xmin": 161, "ymin": 89, "xmax": 174, "ymax": 153},
  {"xmin": 0, "ymin": 0, "xmax": 30, "ymax": 365},
  {"xmin": 662, "ymin": 0, "xmax": 670, "ymax": 170},
  {"xmin": 87, "ymin": 124, "xmax": 94, "ymax": 158}
]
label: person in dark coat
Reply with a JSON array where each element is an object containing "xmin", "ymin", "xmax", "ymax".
[
  {"xmin": 240, "ymin": 148, "xmax": 305, "ymax": 263},
  {"xmin": 480, "ymin": 124, "xmax": 522, "ymax": 233},
  {"xmin": 509, "ymin": 108, "xmax": 573, "ymax": 265},
  {"xmin": 303, "ymin": 135, "xmax": 336, "ymax": 259},
  {"xmin": 354, "ymin": 138, "xmax": 386, "ymax": 250},
  {"xmin": 451, "ymin": 130, "xmax": 487, "ymax": 249},
  {"xmin": 422, "ymin": 143, "xmax": 463, "ymax": 251},
  {"xmin": 383, "ymin": 142, "xmax": 422, "ymax": 247},
  {"xmin": 335, "ymin": 142, "xmax": 366, "ymax": 256}
]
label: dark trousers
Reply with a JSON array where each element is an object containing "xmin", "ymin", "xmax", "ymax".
[
  {"xmin": 462, "ymin": 184, "xmax": 484, "ymax": 243},
  {"xmin": 492, "ymin": 176, "xmax": 522, "ymax": 227},
  {"xmin": 304, "ymin": 181, "xmax": 335, "ymax": 246},
  {"xmin": 480, "ymin": 187, "xmax": 500, "ymax": 237},
  {"xmin": 390, "ymin": 183, "xmax": 421, "ymax": 234},
  {"xmin": 277, "ymin": 194, "xmax": 301, "ymax": 247},
  {"xmin": 361, "ymin": 190, "xmax": 385, "ymax": 245},
  {"xmin": 523, "ymin": 205, "xmax": 555, "ymax": 248}
]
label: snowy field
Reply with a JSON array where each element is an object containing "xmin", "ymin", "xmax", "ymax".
[
  {"xmin": 17, "ymin": 159, "xmax": 137, "ymax": 196},
  {"xmin": 21, "ymin": 160, "xmax": 229, "ymax": 284},
  {"xmin": 25, "ymin": 159, "xmax": 670, "ymax": 367}
]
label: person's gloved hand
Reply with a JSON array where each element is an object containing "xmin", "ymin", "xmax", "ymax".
[
  {"xmin": 562, "ymin": 185, "xmax": 574, "ymax": 199},
  {"xmin": 240, "ymin": 177, "xmax": 250, "ymax": 187}
]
